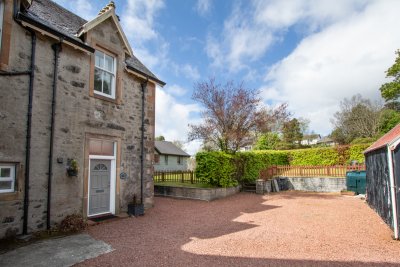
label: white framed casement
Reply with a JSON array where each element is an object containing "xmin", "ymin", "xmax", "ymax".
[
  {"xmin": 0, "ymin": 164, "xmax": 15, "ymax": 193},
  {"xmin": 0, "ymin": 0, "xmax": 4, "ymax": 51},
  {"xmin": 93, "ymin": 50, "xmax": 116, "ymax": 99},
  {"xmin": 87, "ymin": 141, "xmax": 117, "ymax": 217}
]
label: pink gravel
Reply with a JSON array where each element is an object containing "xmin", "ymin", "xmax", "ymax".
[{"xmin": 79, "ymin": 192, "xmax": 400, "ymax": 266}]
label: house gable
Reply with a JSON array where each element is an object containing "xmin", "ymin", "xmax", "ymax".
[{"xmin": 77, "ymin": 3, "xmax": 133, "ymax": 57}]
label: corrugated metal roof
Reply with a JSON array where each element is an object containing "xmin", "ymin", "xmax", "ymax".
[
  {"xmin": 24, "ymin": 0, "xmax": 164, "ymax": 84},
  {"xmin": 364, "ymin": 123, "xmax": 400, "ymax": 154},
  {"xmin": 155, "ymin": 141, "xmax": 190, "ymax": 157}
]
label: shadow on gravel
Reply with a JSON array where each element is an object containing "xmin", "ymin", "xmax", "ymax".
[
  {"xmin": 78, "ymin": 192, "xmax": 399, "ymax": 267},
  {"xmin": 272, "ymin": 191, "xmax": 342, "ymax": 200}
]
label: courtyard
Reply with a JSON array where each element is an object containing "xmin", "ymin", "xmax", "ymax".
[{"xmin": 79, "ymin": 192, "xmax": 400, "ymax": 266}]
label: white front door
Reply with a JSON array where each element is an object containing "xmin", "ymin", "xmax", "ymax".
[{"xmin": 89, "ymin": 159, "xmax": 111, "ymax": 216}]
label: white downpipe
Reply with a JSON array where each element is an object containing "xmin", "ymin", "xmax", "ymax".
[{"xmin": 387, "ymin": 146, "xmax": 399, "ymax": 239}]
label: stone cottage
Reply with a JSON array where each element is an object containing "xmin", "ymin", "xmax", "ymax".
[{"xmin": 0, "ymin": 0, "xmax": 165, "ymax": 239}]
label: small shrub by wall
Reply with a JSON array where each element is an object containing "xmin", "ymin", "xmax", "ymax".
[{"xmin": 195, "ymin": 152, "xmax": 237, "ymax": 187}]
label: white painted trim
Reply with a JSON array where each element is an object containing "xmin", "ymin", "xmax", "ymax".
[
  {"xmin": 88, "ymin": 142, "xmax": 117, "ymax": 217},
  {"xmin": 0, "ymin": 0, "xmax": 4, "ymax": 51},
  {"xmin": 387, "ymin": 146, "xmax": 399, "ymax": 239},
  {"xmin": 389, "ymin": 136, "xmax": 400, "ymax": 151}
]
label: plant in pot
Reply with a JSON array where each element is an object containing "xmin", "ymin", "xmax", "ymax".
[
  {"xmin": 67, "ymin": 159, "xmax": 79, "ymax": 177},
  {"xmin": 128, "ymin": 194, "xmax": 144, "ymax": 217}
]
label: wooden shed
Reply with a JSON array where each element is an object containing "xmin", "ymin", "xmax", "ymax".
[{"xmin": 364, "ymin": 124, "xmax": 400, "ymax": 239}]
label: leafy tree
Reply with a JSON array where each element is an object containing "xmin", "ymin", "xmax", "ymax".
[
  {"xmin": 379, "ymin": 109, "xmax": 400, "ymax": 134},
  {"xmin": 282, "ymin": 118, "xmax": 303, "ymax": 148},
  {"xmin": 254, "ymin": 132, "xmax": 281, "ymax": 150},
  {"xmin": 380, "ymin": 50, "xmax": 400, "ymax": 103},
  {"xmin": 155, "ymin": 136, "xmax": 165, "ymax": 141},
  {"xmin": 172, "ymin": 140, "xmax": 184, "ymax": 149},
  {"xmin": 189, "ymin": 78, "xmax": 277, "ymax": 153},
  {"xmin": 331, "ymin": 94, "xmax": 382, "ymax": 144}
]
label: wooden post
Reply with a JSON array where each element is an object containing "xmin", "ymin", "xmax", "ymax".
[
  {"xmin": 162, "ymin": 172, "xmax": 165, "ymax": 182},
  {"xmin": 327, "ymin": 166, "xmax": 330, "ymax": 176},
  {"xmin": 181, "ymin": 172, "xmax": 184, "ymax": 183},
  {"xmin": 190, "ymin": 171, "xmax": 194, "ymax": 184}
]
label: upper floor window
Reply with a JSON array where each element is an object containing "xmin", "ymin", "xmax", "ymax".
[
  {"xmin": 94, "ymin": 50, "xmax": 116, "ymax": 99},
  {"xmin": 177, "ymin": 156, "xmax": 182, "ymax": 165},
  {"xmin": 0, "ymin": 164, "xmax": 15, "ymax": 193}
]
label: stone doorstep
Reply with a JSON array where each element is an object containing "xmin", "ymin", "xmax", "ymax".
[{"xmin": 87, "ymin": 212, "xmax": 130, "ymax": 227}]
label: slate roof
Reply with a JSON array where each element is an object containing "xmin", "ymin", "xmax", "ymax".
[
  {"xmin": 21, "ymin": 0, "xmax": 164, "ymax": 85},
  {"xmin": 364, "ymin": 123, "xmax": 400, "ymax": 154},
  {"xmin": 155, "ymin": 141, "xmax": 190, "ymax": 157}
]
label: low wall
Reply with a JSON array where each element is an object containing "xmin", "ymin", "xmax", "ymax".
[
  {"xmin": 259, "ymin": 177, "xmax": 346, "ymax": 193},
  {"xmin": 154, "ymin": 185, "xmax": 241, "ymax": 201}
]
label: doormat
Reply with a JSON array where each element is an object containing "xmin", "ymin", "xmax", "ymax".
[{"xmin": 89, "ymin": 215, "xmax": 118, "ymax": 223}]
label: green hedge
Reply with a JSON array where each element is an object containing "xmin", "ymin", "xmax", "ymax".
[{"xmin": 195, "ymin": 144, "xmax": 370, "ymax": 184}]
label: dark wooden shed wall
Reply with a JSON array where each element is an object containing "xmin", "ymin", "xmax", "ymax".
[{"xmin": 365, "ymin": 148, "xmax": 393, "ymax": 229}]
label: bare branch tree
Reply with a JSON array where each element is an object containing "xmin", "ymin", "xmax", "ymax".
[{"xmin": 189, "ymin": 78, "xmax": 285, "ymax": 153}]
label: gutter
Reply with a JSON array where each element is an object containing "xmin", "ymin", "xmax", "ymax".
[
  {"xmin": 126, "ymin": 65, "xmax": 165, "ymax": 87},
  {"xmin": 140, "ymin": 79, "xmax": 148, "ymax": 205},
  {"xmin": 46, "ymin": 41, "xmax": 62, "ymax": 230}
]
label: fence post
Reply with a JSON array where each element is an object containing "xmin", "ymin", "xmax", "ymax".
[
  {"xmin": 190, "ymin": 171, "xmax": 194, "ymax": 184},
  {"xmin": 181, "ymin": 172, "xmax": 184, "ymax": 183},
  {"xmin": 327, "ymin": 166, "xmax": 330, "ymax": 176},
  {"xmin": 162, "ymin": 172, "xmax": 165, "ymax": 182}
]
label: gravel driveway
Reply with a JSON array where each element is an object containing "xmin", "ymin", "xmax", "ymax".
[{"xmin": 80, "ymin": 192, "xmax": 400, "ymax": 266}]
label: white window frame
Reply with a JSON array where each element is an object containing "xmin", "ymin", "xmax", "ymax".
[
  {"xmin": 0, "ymin": 0, "xmax": 4, "ymax": 51},
  {"xmin": 0, "ymin": 164, "xmax": 15, "ymax": 193},
  {"xmin": 94, "ymin": 50, "xmax": 116, "ymax": 99}
]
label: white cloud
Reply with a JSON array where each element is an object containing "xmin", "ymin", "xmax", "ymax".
[
  {"xmin": 195, "ymin": 0, "xmax": 212, "ymax": 16},
  {"xmin": 181, "ymin": 64, "xmax": 201, "ymax": 81},
  {"xmin": 262, "ymin": 0, "xmax": 400, "ymax": 135},
  {"xmin": 54, "ymin": 0, "xmax": 96, "ymax": 20},
  {"xmin": 155, "ymin": 87, "xmax": 201, "ymax": 155},
  {"xmin": 167, "ymin": 84, "xmax": 188, "ymax": 97}
]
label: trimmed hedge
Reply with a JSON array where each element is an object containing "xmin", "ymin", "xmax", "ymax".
[{"xmin": 195, "ymin": 144, "xmax": 370, "ymax": 184}]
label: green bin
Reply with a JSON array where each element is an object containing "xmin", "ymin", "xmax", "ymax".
[{"xmin": 346, "ymin": 171, "xmax": 366, "ymax": 195}]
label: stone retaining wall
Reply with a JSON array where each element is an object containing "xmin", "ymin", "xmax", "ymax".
[
  {"xmin": 154, "ymin": 185, "xmax": 241, "ymax": 201},
  {"xmin": 258, "ymin": 177, "xmax": 346, "ymax": 193}
]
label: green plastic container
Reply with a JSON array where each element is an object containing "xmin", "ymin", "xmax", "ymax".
[{"xmin": 346, "ymin": 171, "xmax": 366, "ymax": 195}]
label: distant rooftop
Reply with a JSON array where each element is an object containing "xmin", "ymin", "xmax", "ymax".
[{"xmin": 155, "ymin": 141, "xmax": 190, "ymax": 157}]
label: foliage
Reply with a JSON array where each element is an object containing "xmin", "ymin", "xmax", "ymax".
[
  {"xmin": 380, "ymin": 50, "xmax": 400, "ymax": 103},
  {"xmin": 188, "ymin": 78, "xmax": 290, "ymax": 153},
  {"xmin": 282, "ymin": 118, "xmax": 303, "ymax": 148},
  {"xmin": 155, "ymin": 136, "xmax": 165, "ymax": 141},
  {"xmin": 254, "ymin": 132, "xmax": 281, "ymax": 150},
  {"xmin": 348, "ymin": 144, "xmax": 370, "ymax": 163},
  {"xmin": 195, "ymin": 152, "xmax": 238, "ymax": 187},
  {"xmin": 331, "ymin": 94, "xmax": 382, "ymax": 144},
  {"xmin": 288, "ymin": 147, "xmax": 340, "ymax": 165},
  {"xmin": 59, "ymin": 214, "xmax": 87, "ymax": 233},
  {"xmin": 236, "ymin": 151, "xmax": 289, "ymax": 182},
  {"xmin": 350, "ymin": 137, "xmax": 376, "ymax": 144},
  {"xmin": 379, "ymin": 109, "xmax": 400, "ymax": 134}
]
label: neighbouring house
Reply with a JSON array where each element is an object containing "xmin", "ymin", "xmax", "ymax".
[
  {"xmin": 364, "ymin": 123, "xmax": 400, "ymax": 239},
  {"xmin": 154, "ymin": 141, "xmax": 190, "ymax": 171},
  {"xmin": 317, "ymin": 136, "xmax": 336, "ymax": 146},
  {"xmin": 300, "ymin": 134, "xmax": 321, "ymax": 146},
  {"xmin": 0, "ymin": 0, "xmax": 165, "ymax": 239}
]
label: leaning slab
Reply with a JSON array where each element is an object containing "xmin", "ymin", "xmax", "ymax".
[
  {"xmin": 0, "ymin": 233, "xmax": 113, "ymax": 267},
  {"xmin": 154, "ymin": 185, "xmax": 241, "ymax": 201}
]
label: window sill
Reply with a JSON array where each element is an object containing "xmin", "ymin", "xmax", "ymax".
[
  {"xmin": 0, "ymin": 191, "xmax": 22, "ymax": 201},
  {"xmin": 92, "ymin": 93, "xmax": 119, "ymax": 104}
]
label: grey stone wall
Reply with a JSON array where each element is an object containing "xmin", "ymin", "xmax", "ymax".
[
  {"xmin": 257, "ymin": 177, "xmax": 346, "ymax": 193},
  {"xmin": 154, "ymin": 185, "xmax": 241, "ymax": 201},
  {"xmin": 0, "ymin": 17, "xmax": 155, "ymax": 238}
]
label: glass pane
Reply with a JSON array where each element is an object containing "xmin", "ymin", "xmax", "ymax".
[
  {"xmin": 89, "ymin": 140, "xmax": 102, "ymax": 155},
  {"xmin": 94, "ymin": 69, "xmax": 103, "ymax": 92},
  {"xmin": 104, "ymin": 54, "xmax": 114, "ymax": 72},
  {"xmin": 101, "ymin": 141, "xmax": 114, "ymax": 156},
  {"xmin": 95, "ymin": 51, "xmax": 104, "ymax": 68},
  {"xmin": 103, "ymin": 72, "xmax": 112, "ymax": 95},
  {"xmin": 0, "ymin": 168, "xmax": 10, "ymax": 177},
  {"xmin": 0, "ymin": 181, "xmax": 12, "ymax": 190}
]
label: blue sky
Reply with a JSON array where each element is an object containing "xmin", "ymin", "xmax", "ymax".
[{"xmin": 55, "ymin": 0, "xmax": 400, "ymax": 154}]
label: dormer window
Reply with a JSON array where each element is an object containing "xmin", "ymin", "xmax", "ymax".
[{"xmin": 94, "ymin": 50, "xmax": 116, "ymax": 99}]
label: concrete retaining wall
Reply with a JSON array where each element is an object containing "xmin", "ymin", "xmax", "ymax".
[
  {"xmin": 258, "ymin": 177, "xmax": 346, "ymax": 193},
  {"xmin": 154, "ymin": 185, "xmax": 241, "ymax": 201}
]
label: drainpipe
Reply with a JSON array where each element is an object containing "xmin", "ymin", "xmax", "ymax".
[
  {"xmin": 388, "ymin": 145, "xmax": 399, "ymax": 239},
  {"xmin": 140, "ymin": 79, "xmax": 148, "ymax": 205},
  {"xmin": 46, "ymin": 42, "xmax": 62, "ymax": 230}
]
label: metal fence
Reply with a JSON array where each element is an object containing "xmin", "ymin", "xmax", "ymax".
[
  {"xmin": 260, "ymin": 164, "xmax": 366, "ymax": 179},
  {"xmin": 154, "ymin": 170, "xmax": 202, "ymax": 184}
]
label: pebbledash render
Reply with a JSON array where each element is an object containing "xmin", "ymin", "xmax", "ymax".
[{"xmin": 0, "ymin": 0, "xmax": 165, "ymax": 239}]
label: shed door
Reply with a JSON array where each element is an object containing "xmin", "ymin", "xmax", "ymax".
[
  {"xmin": 89, "ymin": 159, "xmax": 111, "ymax": 216},
  {"xmin": 394, "ymin": 145, "xmax": 400, "ymax": 235}
]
